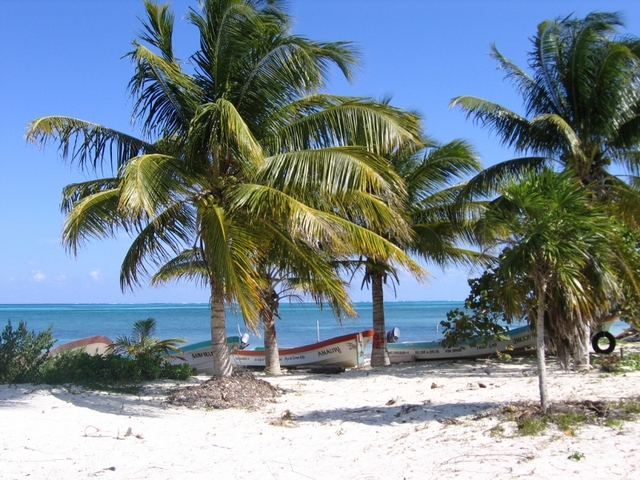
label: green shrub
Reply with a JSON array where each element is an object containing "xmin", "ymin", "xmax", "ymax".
[
  {"xmin": 0, "ymin": 320, "xmax": 54, "ymax": 384},
  {"xmin": 38, "ymin": 349, "xmax": 194, "ymax": 386}
]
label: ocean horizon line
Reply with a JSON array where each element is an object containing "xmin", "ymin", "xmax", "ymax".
[{"xmin": 0, "ymin": 299, "xmax": 465, "ymax": 307}]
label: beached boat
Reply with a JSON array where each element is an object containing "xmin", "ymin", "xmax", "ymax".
[
  {"xmin": 232, "ymin": 330, "xmax": 374, "ymax": 369},
  {"xmin": 387, "ymin": 326, "xmax": 535, "ymax": 363},
  {"xmin": 166, "ymin": 336, "xmax": 242, "ymax": 375},
  {"xmin": 49, "ymin": 335, "xmax": 113, "ymax": 356}
]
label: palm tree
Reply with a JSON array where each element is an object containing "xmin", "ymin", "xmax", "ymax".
[
  {"xmin": 107, "ymin": 318, "xmax": 186, "ymax": 359},
  {"xmin": 348, "ymin": 135, "xmax": 481, "ymax": 367},
  {"xmin": 450, "ymin": 12, "xmax": 640, "ymax": 367},
  {"xmin": 27, "ymin": 0, "xmax": 421, "ymax": 376},
  {"xmin": 255, "ymin": 247, "xmax": 356, "ymax": 375},
  {"xmin": 152, "ymin": 228, "xmax": 358, "ymax": 375},
  {"xmin": 452, "ymin": 12, "xmax": 640, "ymax": 192},
  {"xmin": 481, "ymin": 169, "xmax": 626, "ymax": 411}
]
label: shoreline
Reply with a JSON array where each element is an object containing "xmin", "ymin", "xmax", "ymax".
[{"xmin": 2, "ymin": 352, "xmax": 639, "ymax": 479}]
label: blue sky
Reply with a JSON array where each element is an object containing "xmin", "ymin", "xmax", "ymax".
[{"xmin": 1, "ymin": 0, "xmax": 639, "ymax": 304}]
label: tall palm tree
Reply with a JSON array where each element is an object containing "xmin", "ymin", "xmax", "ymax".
[
  {"xmin": 481, "ymin": 169, "xmax": 626, "ymax": 411},
  {"xmin": 450, "ymin": 12, "xmax": 640, "ymax": 367},
  {"xmin": 348, "ymin": 135, "xmax": 481, "ymax": 367},
  {"xmin": 27, "ymin": 0, "xmax": 421, "ymax": 376}
]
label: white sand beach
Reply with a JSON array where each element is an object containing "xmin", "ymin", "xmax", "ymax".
[{"xmin": 1, "ymin": 353, "xmax": 639, "ymax": 480}]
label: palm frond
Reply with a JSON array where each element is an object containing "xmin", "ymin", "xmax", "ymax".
[
  {"xmin": 120, "ymin": 202, "xmax": 196, "ymax": 290},
  {"xmin": 61, "ymin": 188, "xmax": 130, "ymax": 256},
  {"xmin": 127, "ymin": 42, "xmax": 198, "ymax": 138},
  {"xmin": 118, "ymin": 154, "xmax": 197, "ymax": 217},
  {"xmin": 457, "ymin": 157, "xmax": 549, "ymax": 201},
  {"xmin": 151, "ymin": 248, "xmax": 209, "ymax": 286},
  {"xmin": 268, "ymin": 95, "xmax": 420, "ymax": 154},
  {"xmin": 26, "ymin": 116, "xmax": 151, "ymax": 172},
  {"xmin": 61, "ymin": 178, "xmax": 120, "ymax": 215},
  {"xmin": 259, "ymin": 146, "xmax": 405, "ymax": 207}
]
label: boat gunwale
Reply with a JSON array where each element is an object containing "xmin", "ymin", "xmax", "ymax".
[{"xmin": 234, "ymin": 329, "xmax": 374, "ymax": 357}]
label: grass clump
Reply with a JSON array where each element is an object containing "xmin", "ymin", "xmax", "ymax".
[
  {"xmin": 555, "ymin": 411, "xmax": 587, "ymax": 434},
  {"xmin": 595, "ymin": 351, "xmax": 640, "ymax": 373},
  {"xmin": 516, "ymin": 416, "xmax": 547, "ymax": 436},
  {"xmin": 568, "ymin": 451, "xmax": 585, "ymax": 461}
]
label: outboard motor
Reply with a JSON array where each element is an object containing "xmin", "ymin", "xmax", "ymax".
[
  {"xmin": 386, "ymin": 327, "xmax": 400, "ymax": 344},
  {"xmin": 239, "ymin": 332, "xmax": 250, "ymax": 350}
]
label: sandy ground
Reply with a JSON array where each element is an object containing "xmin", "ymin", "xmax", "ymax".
[{"xmin": 1, "ymin": 352, "xmax": 639, "ymax": 480}]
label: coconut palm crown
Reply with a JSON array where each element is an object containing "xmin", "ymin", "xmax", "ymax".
[
  {"xmin": 26, "ymin": 0, "xmax": 423, "ymax": 376},
  {"xmin": 451, "ymin": 12, "xmax": 640, "ymax": 198}
]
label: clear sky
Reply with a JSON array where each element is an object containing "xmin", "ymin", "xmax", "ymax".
[{"xmin": 1, "ymin": 0, "xmax": 639, "ymax": 304}]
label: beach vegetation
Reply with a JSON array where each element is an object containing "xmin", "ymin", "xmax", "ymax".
[
  {"xmin": 27, "ymin": 0, "xmax": 420, "ymax": 377},
  {"xmin": 451, "ymin": 12, "xmax": 640, "ymax": 373},
  {"xmin": 489, "ymin": 424, "xmax": 505, "ymax": 438},
  {"xmin": 595, "ymin": 351, "xmax": 640, "ymax": 373},
  {"xmin": 495, "ymin": 398, "xmax": 640, "ymax": 437},
  {"xmin": 568, "ymin": 452, "xmax": 585, "ymax": 461},
  {"xmin": 516, "ymin": 416, "xmax": 547, "ymax": 436},
  {"xmin": 480, "ymin": 168, "xmax": 628, "ymax": 412},
  {"xmin": 440, "ymin": 268, "xmax": 519, "ymax": 350},
  {"xmin": 38, "ymin": 348, "xmax": 194, "ymax": 387},
  {"xmin": 0, "ymin": 320, "xmax": 54, "ymax": 384},
  {"xmin": 555, "ymin": 411, "xmax": 587, "ymax": 433},
  {"xmin": 603, "ymin": 419, "xmax": 623, "ymax": 429},
  {"xmin": 106, "ymin": 318, "xmax": 186, "ymax": 359}
]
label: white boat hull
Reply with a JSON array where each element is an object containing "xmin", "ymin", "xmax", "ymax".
[
  {"xmin": 167, "ymin": 336, "xmax": 241, "ymax": 375},
  {"xmin": 232, "ymin": 330, "xmax": 374, "ymax": 369},
  {"xmin": 387, "ymin": 326, "xmax": 535, "ymax": 363}
]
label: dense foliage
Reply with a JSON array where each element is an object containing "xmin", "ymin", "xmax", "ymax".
[
  {"xmin": 440, "ymin": 268, "xmax": 523, "ymax": 349},
  {"xmin": 0, "ymin": 320, "xmax": 193, "ymax": 386},
  {"xmin": 38, "ymin": 349, "xmax": 193, "ymax": 386},
  {"xmin": 0, "ymin": 320, "xmax": 54, "ymax": 384}
]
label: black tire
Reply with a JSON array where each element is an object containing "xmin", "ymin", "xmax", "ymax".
[{"xmin": 592, "ymin": 331, "xmax": 616, "ymax": 354}]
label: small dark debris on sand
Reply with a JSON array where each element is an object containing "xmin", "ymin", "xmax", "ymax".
[
  {"xmin": 474, "ymin": 396, "xmax": 640, "ymax": 423},
  {"xmin": 166, "ymin": 373, "xmax": 282, "ymax": 409}
]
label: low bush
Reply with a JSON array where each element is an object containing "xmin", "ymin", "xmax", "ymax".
[
  {"xmin": 38, "ymin": 349, "xmax": 194, "ymax": 386},
  {"xmin": 0, "ymin": 320, "xmax": 54, "ymax": 384},
  {"xmin": 0, "ymin": 319, "xmax": 194, "ymax": 387}
]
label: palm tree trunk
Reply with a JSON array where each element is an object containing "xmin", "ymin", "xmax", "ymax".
[
  {"xmin": 573, "ymin": 325, "xmax": 591, "ymax": 371},
  {"xmin": 535, "ymin": 281, "xmax": 549, "ymax": 413},
  {"xmin": 262, "ymin": 312, "xmax": 282, "ymax": 375},
  {"xmin": 210, "ymin": 284, "xmax": 233, "ymax": 377},
  {"xmin": 370, "ymin": 271, "xmax": 389, "ymax": 367}
]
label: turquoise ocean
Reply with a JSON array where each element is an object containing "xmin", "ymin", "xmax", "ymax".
[{"xmin": 0, "ymin": 302, "xmax": 630, "ymax": 349}]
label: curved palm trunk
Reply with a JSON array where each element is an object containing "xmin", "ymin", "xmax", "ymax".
[
  {"xmin": 210, "ymin": 284, "xmax": 233, "ymax": 377},
  {"xmin": 535, "ymin": 280, "xmax": 549, "ymax": 413},
  {"xmin": 262, "ymin": 311, "xmax": 282, "ymax": 375},
  {"xmin": 370, "ymin": 271, "xmax": 390, "ymax": 367}
]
